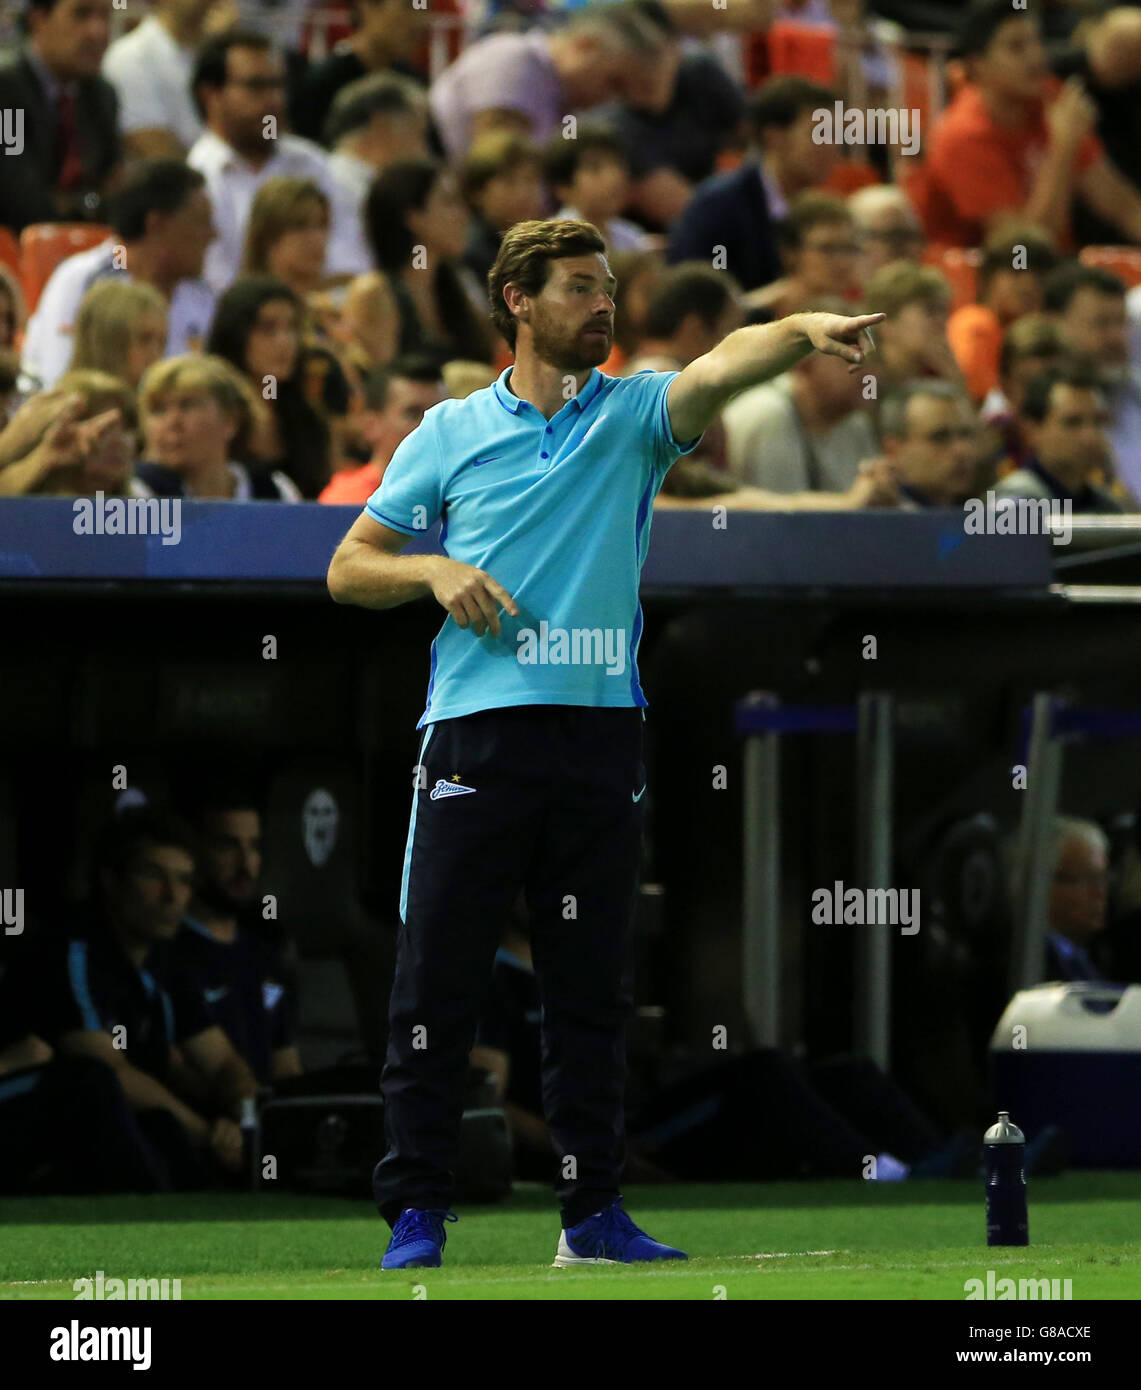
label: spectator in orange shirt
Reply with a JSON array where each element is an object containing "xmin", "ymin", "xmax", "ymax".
[
  {"xmin": 924, "ymin": 0, "xmax": 1141, "ymax": 251},
  {"xmin": 318, "ymin": 354, "xmax": 446, "ymax": 505},
  {"xmin": 948, "ymin": 223, "xmax": 1059, "ymax": 403}
]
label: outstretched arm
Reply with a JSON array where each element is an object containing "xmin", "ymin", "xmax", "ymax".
[{"xmin": 666, "ymin": 310, "xmax": 886, "ymax": 443}]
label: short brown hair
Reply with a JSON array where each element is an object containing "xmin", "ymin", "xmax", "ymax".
[
  {"xmin": 778, "ymin": 191, "xmax": 853, "ymax": 253},
  {"xmin": 999, "ymin": 312, "xmax": 1065, "ymax": 380},
  {"xmin": 487, "ymin": 218, "xmax": 608, "ymax": 349},
  {"xmin": 243, "ymin": 177, "xmax": 329, "ymax": 275},
  {"xmin": 461, "ymin": 132, "xmax": 542, "ymax": 202},
  {"xmin": 863, "ymin": 261, "xmax": 951, "ymax": 317},
  {"xmin": 140, "ymin": 354, "xmax": 263, "ymax": 459},
  {"xmin": 55, "ymin": 369, "xmax": 140, "ymax": 432}
]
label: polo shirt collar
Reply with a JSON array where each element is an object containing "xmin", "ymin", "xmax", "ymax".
[{"xmin": 493, "ymin": 365, "xmax": 603, "ymax": 416}]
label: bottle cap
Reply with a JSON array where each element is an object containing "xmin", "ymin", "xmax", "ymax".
[{"xmin": 984, "ymin": 1110, "xmax": 1025, "ymax": 1144}]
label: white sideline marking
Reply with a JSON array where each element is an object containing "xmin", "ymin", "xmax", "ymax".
[{"xmin": 749, "ymin": 1250, "xmax": 840, "ymax": 1260}]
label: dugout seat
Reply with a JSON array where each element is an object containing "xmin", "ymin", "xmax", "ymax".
[
  {"xmin": 1079, "ymin": 246, "xmax": 1141, "ymax": 290},
  {"xmin": 19, "ymin": 223, "xmax": 112, "ymax": 315},
  {"xmin": 261, "ymin": 756, "xmax": 392, "ymax": 1059},
  {"xmin": 261, "ymin": 757, "xmax": 373, "ymax": 956},
  {"xmin": 292, "ymin": 956, "xmax": 372, "ymax": 1070}
]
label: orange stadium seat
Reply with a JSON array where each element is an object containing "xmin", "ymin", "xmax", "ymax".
[
  {"xmin": 926, "ymin": 245, "xmax": 981, "ymax": 311},
  {"xmin": 1079, "ymin": 246, "xmax": 1141, "ymax": 289},
  {"xmin": 766, "ymin": 20, "xmax": 837, "ymax": 84},
  {"xmin": 0, "ymin": 226, "xmax": 19, "ymax": 281},
  {"xmin": 19, "ymin": 223, "xmax": 112, "ymax": 315},
  {"xmin": 824, "ymin": 160, "xmax": 882, "ymax": 196}
]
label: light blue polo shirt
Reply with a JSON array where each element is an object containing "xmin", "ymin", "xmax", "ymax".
[{"xmin": 365, "ymin": 365, "xmax": 701, "ymax": 728}]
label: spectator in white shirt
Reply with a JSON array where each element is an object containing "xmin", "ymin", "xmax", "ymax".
[
  {"xmin": 324, "ymin": 72, "xmax": 431, "ymax": 276},
  {"xmin": 21, "ymin": 159, "xmax": 216, "ymax": 391},
  {"xmin": 722, "ymin": 295, "xmax": 880, "ymax": 491},
  {"xmin": 101, "ymin": 0, "xmax": 218, "ymax": 158},
  {"xmin": 187, "ymin": 29, "xmax": 363, "ymax": 293}
]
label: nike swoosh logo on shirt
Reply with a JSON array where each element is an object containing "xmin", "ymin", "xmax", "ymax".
[
  {"xmin": 632, "ymin": 785, "xmax": 647, "ymax": 803},
  {"xmin": 471, "ymin": 456, "xmax": 503, "ymax": 468}
]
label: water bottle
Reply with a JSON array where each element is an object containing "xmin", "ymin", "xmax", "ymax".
[
  {"xmin": 240, "ymin": 1096, "xmax": 260, "ymax": 1192},
  {"xmin": 984, "ymin": 1110, "xmax": 1028, "ymax": 1246}
]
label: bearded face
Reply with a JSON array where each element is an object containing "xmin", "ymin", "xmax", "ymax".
[{"xmin": 512, "ymin": 254, "xmax": 616, "ymax": 371}]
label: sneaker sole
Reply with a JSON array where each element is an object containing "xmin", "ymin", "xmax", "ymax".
[{"xmin": 551, "ymin": 1252, "xmax": 621, "ymax": 1268}]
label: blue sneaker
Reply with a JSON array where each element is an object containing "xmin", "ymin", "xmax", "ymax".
[
  {"xmin": 553, "ymin": 1197, "xmax": 688, "ymax": 1266},
  {"xmin": 381, "ymin": 1208, "xmax": 457, "ymax": 1269}
]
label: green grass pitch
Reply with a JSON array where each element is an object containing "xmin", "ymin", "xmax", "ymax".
[{"xmin": 2, "ymin": 1175, "xmax": 1139, "ymax": 1300}]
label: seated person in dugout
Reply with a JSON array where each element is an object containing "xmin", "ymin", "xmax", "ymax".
[
  {"xmin": 159, "ymin": 781, "xmax": 390, "ymax": 1102},
  {"xmin": 0, "ymin": 809, "xmax": 258, "ymax": 1192},
  {"xmin": 154, "ymin": 788, "xmax": 301, "ymax": 1090}
]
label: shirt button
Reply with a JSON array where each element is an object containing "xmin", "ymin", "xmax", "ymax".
[
  {"xmin": 545, "ymin": 426, "xmax": 552, "ymax": 433},
  {"xmin": 540, "ymin": 451, "xmax": 549, "ymax": 459}
]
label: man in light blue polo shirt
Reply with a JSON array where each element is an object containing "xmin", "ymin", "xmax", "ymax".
[{"xmin": 327, "ymin": 217, "xmax": 882, "ymax": 1270}]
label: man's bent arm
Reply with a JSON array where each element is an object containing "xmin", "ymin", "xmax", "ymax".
[{"xmin": 327, "ymin": 512, "xmax": 442, "ymax": 610}]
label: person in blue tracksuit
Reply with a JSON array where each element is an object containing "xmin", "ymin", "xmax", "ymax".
[{"xmin": 327, "ymin": 215, "xmax": 883, "ymax": 1268}]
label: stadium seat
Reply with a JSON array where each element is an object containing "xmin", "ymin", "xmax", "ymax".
[
  {"xmin": 261, "ymin": 757, "xmax": 373, "ymax": 956},
  {"xmin": 824, "ymin": 160, "xmax": 882, "ymax": 196},
  {"xmin": 766, "ymin": 19, "xmax": 837, "ymax": 84},
  {"xmin": 292, "ymin": 957, "xmax": 370, "ymax": 1070},
  {"xmin": 926, "ymin": 244, "xmax": 981, "ymax": 311},
  {"xmin": 19, "ymin": 223, "xmax": 112, "ymax": 315},
  {"xmin": 0, "ymin": 227, "xmax": 19, "ymax": 282},
  {"xmin": 1079, "ymin": 245, "xmax": 1141, "ymax": 290}
]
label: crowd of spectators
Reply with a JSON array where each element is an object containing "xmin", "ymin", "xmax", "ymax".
[{"xmin": 2, "ymin": 0, "xmax": 1141, "ymax": 513}]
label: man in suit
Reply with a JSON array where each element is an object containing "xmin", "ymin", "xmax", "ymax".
[
  {"xmin": 0, "ymin": 0, "xmax": 122, "ymax": 232},
  {"xmin": 666, "ymin": 76, "xmax": 839, "ymax": 295}
]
